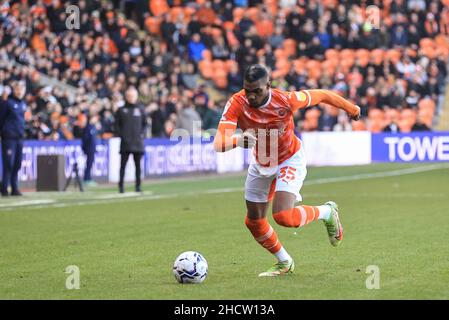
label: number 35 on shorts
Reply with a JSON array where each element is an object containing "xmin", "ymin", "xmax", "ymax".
[{"xmin": 278, "ymin": 166, "xmax": 297, "ymax": 184}]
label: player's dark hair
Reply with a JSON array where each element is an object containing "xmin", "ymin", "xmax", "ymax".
[{"xmin": 244, "ymin": 64, "xmax": 268, "ymax": 83}]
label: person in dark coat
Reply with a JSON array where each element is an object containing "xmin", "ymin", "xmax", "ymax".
[
  {"xmin": 0, "ymin": 81, "xmax": 27, "ymax": 196},
  {"xmin": 80, "ymin": 114, "xmax": 98, "ymax": 186},
  {"xmin": 115, "ymin": 86, "xmax": 147, "ymax": 193}
]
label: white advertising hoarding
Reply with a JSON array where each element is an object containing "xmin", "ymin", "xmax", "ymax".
[{"xmin": 301, "ymin": 132, "xmax": 371, "ymax": 166}]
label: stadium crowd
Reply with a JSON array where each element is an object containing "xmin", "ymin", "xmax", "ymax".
[{"xmin": 0, "ymin": 0, "xmax": 448, "ymax": 141}]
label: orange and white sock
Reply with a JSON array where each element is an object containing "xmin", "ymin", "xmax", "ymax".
[
  {"xmin": 273, "ymin": 205, "xmax": 331, "ymax": 228},
  {"xmin": 245, "ymin": 216, "xmax": 292, "ymax": 262}
]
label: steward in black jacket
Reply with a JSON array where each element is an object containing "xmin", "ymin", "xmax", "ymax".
[{"xmin": 115, "ymin": 87, "xmax": 147, "ymax": 193}]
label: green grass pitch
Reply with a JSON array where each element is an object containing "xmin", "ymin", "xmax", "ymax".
[{"xmin": 0, "ymin": 163, "xmax": 448, "ymax": 299}]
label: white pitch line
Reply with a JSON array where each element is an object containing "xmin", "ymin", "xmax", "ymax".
[
  {"xmin": 0, "ymin": 199, "xmax": 55, "ymax": 208},
  {"xmin": 1, "ymin": 164, "xmax": 448, "ymax": 211},
  {"xmin": 93, "ymin": 192, "xmax": 152, "ymax": 200},
  {"xmin": 304, "ymin": 163, "xmax": 449, "ymax": 186}
]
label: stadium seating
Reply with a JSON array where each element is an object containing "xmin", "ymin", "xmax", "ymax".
[{"xmin": 0, "ymin": 0, "xmax": 447, "ymax": 139}]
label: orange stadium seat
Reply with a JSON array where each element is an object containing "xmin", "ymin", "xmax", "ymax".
[
  {"xmin": 145, "ymin": 16, "xmax": 161, "ymax": 35},
  {"xmin": 225, "ymin": 30, "xmax": 240, "ymax": 47},
  {"xmin": 405, "ymin": 48, "xmax": 417, "ymax": 58},
  {"xmin": 421, "ymin": 46, "xmax": 437, "ymax": 59},
  {"xmin": 339, "ymin": 58, "xmax": 354, "ymax": 74},
  {"xmin": 283, "ymin": 39, "xmax": 297, "ymax": 58},
  {"xmin": 213, "ymin": 70, "xmax": 228, "ymax": 89},
  {"xmin": 309, "ymin": 67, "xmax": 322, "ymax": 80},
  {"xmin": 223, "ymin": 21, "xmax": 235, "ymax": 31},
  {"xmin": 256, "ymin": 19, "xmax": 274, "ymax": 38},
  {"xmin": 370, "ymin": 49, "xmax": 385, "ymax": 65},
  {"xmin": 322, "ymin": 0, "xmax": 338, "ymax": 8},
  {"xmin": 352, "ymin": 120, "xmax": 367, "ymax": 131},
  {"xmin": 398, "ymin": 118, "xmax": 414, "ymax": 133},
  {"xmin": 212, "ymin": 59, "xmax": 226, "ymax": 72},
  {"xmin": 306, "ymin": 60, "xmax": 322, "ymax": 80},
  {"xmin": 102, "ymin": 132, "xmax": 114, "ymax": 139},
  {"xmin": 198, "ymin": 60, "xmax": 213, "ymax": 79},
  {"xmin": 31, "ymin": 33, "xmax": 47, "ymax": 55},
  {"xmin": 419, "ymin": 38, "xmax": 435, "ymax": 49},
  {"xmin": 368, "ymin": 118, "xmax": 384, "ymax": 133},
  {"xmin": 202, "ymin": 49, "xmax": 212, "ymax": 61},
  {"xmin": 304, "ymin": 108, "xmax": 321, "ymax": 131},
  {"xmin": 225, "ymin": 60, "xmax": 238, "ymax": 72},
  {"xmin": 385, "ymin": 108, "xmax": 400, "ymax": 123},
  {"xmin": 356, "ymin": 49, "xmax": 370, "ymax": 67},
  {"xmin": 274, "ymin": 48, "xmax": 287, "ymax": 60},
  {"xmin": 386, "ymin": 49, "xmax": 401, "ymax": 64},
  {"xmin": 340, "ymin": 49, "xmax": 355, "ymax": 60},
  {"xmin": 356, "ymin": 49, "xmax": 370, "ymax": 60},
  {"xmin": 264, "ymin": 0, "xmax": 278, "ymax": 16},
  {"xmin": 274, "ymin": 59, "xmax": 291, "ymax": 78},
  {"xmin": 435, "ymin": 34, "xmax": 449, "ymax": 49},
  {"xmin": 169, "ymin": 7, "xmax": 184, "ymax": 23},
  {"xmin": 321, "ymin": 60, "xmax": 337, "ymax": 76},
  {"xmin": 357, "ymin": 56, "xmax": 369, "ymax": 67},
  {"xmin": 368, "ymin": 108, "xmax": 385, "ymax": 120},
  {"xmin": 149, "ymin": 0, "xmax": 169, "ymax": 17},
  {"xmin": 400, "ymin": 109, "xmax": 418, "ymax": 132},
  {"xmin": 256, "ymin": 48, "xmax": 266, "ymax": 57},
  {"xmin": 183, "ymin": 7, "xmax": 196, "ymax": 22},
  {"xmin": 436, "ymin": 46, "xmax": 449, "ymax": 59},
  {"xmin": 211, "ymin": 28, "xmax": 222, "ymax": 38},
  {"xmin": 418, "ymin": 98, "xmax": 436, "ymax": 114},
  {"xmin": 246, "ymin": 7, "xmax": 260, "ymax": 23},
  {"xmin": 418, "ymin": 109, "xmax": 434, "ymax": 128},
  {"xmin": 197, "ymin": 6, "xmax": 217, "ymax": 25},
  {"xmin": 367, "ymin": 108, "xmax": 385, "ymax": 132},
  {"xmin": 325, "ymin": 49, "xmax": 339, "ymax": 61},
  {"xmin": 31, "ymin": 70, "xmax": 40, "ymax": 82},
  {"xmin": 293, "ymin": 59, "xmax": 305, "ymax": 74}
]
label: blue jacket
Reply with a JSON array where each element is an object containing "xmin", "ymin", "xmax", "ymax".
[
  {"xmin": 0, "ymin": 95, "xmax": 26, "ymax": 139},
  {"xmin": 81, "ymin": 123, "xmax": 97, "ymax": 154},
  {"xmin": 188, "ymin": 41, "xmax": 206, "ymax": 62}
]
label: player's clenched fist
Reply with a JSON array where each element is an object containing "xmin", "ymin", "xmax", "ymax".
[
  {"xmin": 350, "ymin": 105, "xmax": 361, "ymax": 121},
  {"xmin": 237, "ymin": 131, "xmax": 257, "ymax": 148}
]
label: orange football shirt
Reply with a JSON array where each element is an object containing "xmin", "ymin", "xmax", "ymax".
[{"xmin": 215, "ymin": 88, "xmax": 359, "ymax": 166}]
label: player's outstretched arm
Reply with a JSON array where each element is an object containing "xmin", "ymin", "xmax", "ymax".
[
  {"xmin": 290, "ymin": 89, "xmax": 360, "ymax": 120},
  {"xmin": 213, "ymin": 123, "xmax": 257, "ymax": 152}
]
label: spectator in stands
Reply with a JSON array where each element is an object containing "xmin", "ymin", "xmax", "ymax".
[
  {"xmin": 0, "ymin": 0, "xmax": 447, "ymax": 139},
  {"xmin": 333, "ymin": 112, "xmax": 352, "ymax": 132},
  {"xmin": 412, "ymin": 114, "xmax": 431, "ymax": 131},
  {"xmin": 188, "ymin": 33, "xmax": 206, "ymax": 63},
  {"xmin": 202, "ymin": 101, "xmax": 222, "ymax": 131},
  {"xmin": 176, "ymin": 101, "xmax": 202, "ymax": 137},
  {"xmin": 383, "ymin": 109, "xmax": 401, "ymax": 133}
]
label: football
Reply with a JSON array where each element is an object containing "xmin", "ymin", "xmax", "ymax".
[{"xmin": 173, "ymin": 251, "xmax": 208, "ymax": 284}]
